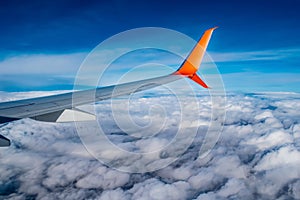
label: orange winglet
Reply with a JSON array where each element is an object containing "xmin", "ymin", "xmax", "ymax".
[
  {"xmin": 173, "ymin": 27, "xmax": 217, "ymax": 88},
  {"xmin": 190, "ymin": 73, "xmax": 209, "ymax": 88}
]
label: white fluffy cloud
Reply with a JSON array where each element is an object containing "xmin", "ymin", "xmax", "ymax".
[
  {"xmin": 0, "ymin": 91, "xmax": 299, "ymax": 199},
  {"xmin": 0, "ymin": 53, "xmax": 86, "ymax": 75}
]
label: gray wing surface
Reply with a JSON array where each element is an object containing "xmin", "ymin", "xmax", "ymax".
[
  {"xmin": 0, "ymin": 74, "xmax": 182, "ymax": 124},
  {"xmin": 0, "ymin": 74, "xmax": 182, "ymax": 146}
]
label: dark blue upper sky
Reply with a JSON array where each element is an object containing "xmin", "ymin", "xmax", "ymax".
[
  {"xmin": 1, "ymin": 0, "xmax": 299, "ymax": 53},
  {"xmin": 0, "ymin": 0, "xmax": 299, "ymax": 92}
]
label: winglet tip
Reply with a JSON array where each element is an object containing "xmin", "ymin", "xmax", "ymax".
[{"xmin": 209, "ymin": 26, "xmax": 218, "ymax": 32}]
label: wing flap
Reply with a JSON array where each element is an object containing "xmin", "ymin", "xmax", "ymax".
[
  {"xmin": 0, "ymin": 135, "xmax": 10, "ymax": 147},
  {"xmin": 31, "ymin": 108, "xmax": 96, "ymax": 123}
]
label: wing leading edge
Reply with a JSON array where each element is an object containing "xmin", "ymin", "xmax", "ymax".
[{"xmin": 0, "ymin": 27, "xmax": 217, "ymax": 146}]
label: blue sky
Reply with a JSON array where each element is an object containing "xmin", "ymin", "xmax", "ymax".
[{"xmin": 0, "ymin": 0, "xmax": 299, "ymax": 92}]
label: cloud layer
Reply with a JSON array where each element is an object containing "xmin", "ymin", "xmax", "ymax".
[{"xmin": 0, "ymin": 91, "xmax": 299, "ymax": 199}]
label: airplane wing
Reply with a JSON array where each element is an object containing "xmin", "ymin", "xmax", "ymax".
[{"xmin": 0, "ymin": 27, "xmax": 217, "ymax": 147}]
